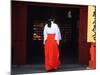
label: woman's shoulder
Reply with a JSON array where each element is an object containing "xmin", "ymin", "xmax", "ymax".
[
  {"xmin": 44, "ymin": 24, "xmax": 47, "ymax": 28},
  {"xmin": 53, "ymin": 23, "xmax": 59, "ymax": 28}
]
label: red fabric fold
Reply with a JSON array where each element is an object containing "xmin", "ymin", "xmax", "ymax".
[{"xmin": 44, "ymin": 34, "xmax": 60, "ymax": 71}]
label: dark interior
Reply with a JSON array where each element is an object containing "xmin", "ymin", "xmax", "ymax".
[{"xmin": 27, "ymin": 5, "xmax": 80, "ymax": 65}]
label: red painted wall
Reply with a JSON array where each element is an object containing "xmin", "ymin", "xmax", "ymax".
[
  {"xmin": 78, "ymin": 6, "xmax": 91, "ymax": 65},
  {"xmin": 12, "ymin": 2, "xmax": 27, "ymax": 65}
]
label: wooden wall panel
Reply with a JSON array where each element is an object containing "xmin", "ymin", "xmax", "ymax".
[
  {"xmin": 78, "ymin": 6, "xmax": 91, "ymax": 65},
  {"xmin": 12, "ymin": 2, "xmax": 27, "ymax": 65}
]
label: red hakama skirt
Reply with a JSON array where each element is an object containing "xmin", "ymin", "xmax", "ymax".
[{"xmin": 44, "ymin": 34, "xmax": 60, "ymax": 71}]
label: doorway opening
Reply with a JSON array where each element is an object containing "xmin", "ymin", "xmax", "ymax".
[{"xmin": 27, "ymin": 5, "xmax": 80, "ymax": 65}]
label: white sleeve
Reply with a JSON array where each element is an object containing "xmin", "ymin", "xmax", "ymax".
[
  {"xmin": 55, "ymin": 24, "xmax": 62, "ymax": 41},
  {"xmin": 43, "ymin": 25, "xmax": 47, "ymax": 44}
]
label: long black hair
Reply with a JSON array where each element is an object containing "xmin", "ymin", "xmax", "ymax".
[{"xmin": 47, "ymin": 19, "xmax": 53, "ymax": 27}]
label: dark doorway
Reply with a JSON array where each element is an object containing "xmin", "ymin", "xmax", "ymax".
[{"xmin": 27, "ymin": 5, "xmax": 80, "ymax": 65}]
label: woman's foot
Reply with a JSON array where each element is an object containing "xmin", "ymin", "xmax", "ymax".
[{"xmin": 46, "ymin": 69, "xmax": 57, "ymax": 72}]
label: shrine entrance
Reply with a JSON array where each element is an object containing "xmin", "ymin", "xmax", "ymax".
[
  {"xmin": 27, "ymin": 5, "xmax": 80, "ymax": 65},
  {"xmin": 12, "ymin": 1, "xmax": 90, "ymax": 74}
]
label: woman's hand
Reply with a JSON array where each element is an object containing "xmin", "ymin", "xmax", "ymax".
[
  {"xmin": 56, "ymin": 40, "xmax": 59, "ymax": 45},
  {"xmin": 43, "ymin": 40, "xmax": 45, "ymax": 45}
]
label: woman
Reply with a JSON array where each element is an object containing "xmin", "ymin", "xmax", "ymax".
[{"xmin": 43, "ymin": 19, "xmax": 61, "ymax": 71}]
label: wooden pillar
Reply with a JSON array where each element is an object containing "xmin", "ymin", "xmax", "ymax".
[
  {"xmin": 78, "ymin": 6, "xmax": 91, "ymax": 65},
  {"xmin": 12, "ymin": 2, "xmax": 27, "ymax": 65},
  {"xmin": 89, "ymin": 43, "xmax": 96, "ymax": 69}
]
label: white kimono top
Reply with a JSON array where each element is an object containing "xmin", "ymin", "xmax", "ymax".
[{"xmin": 43, "ymin": 21, "xmax": 61, "ymax": 45}]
